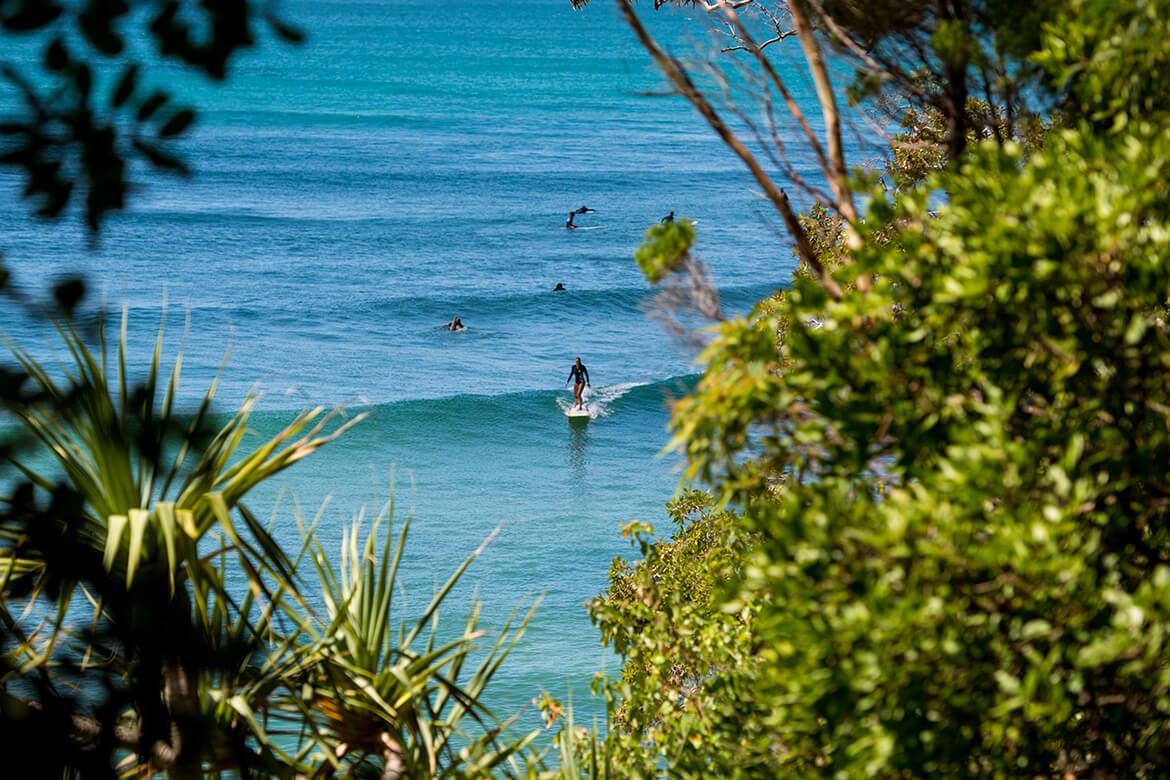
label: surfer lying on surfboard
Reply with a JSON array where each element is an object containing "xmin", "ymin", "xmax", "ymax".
[{"xmin": 565, "ymin": 356, "xmax": 590, "ymax": 410}]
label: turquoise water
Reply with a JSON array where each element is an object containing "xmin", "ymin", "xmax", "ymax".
[{"xmin": 0, "ymin": 0, "xmax": 851, "ymax": 730}]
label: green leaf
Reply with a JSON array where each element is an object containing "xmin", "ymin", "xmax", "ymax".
[
  {"xmin": 104, "ymin": 513, "xmax": 128, "ymax": 573},
  {"xmin": 124, "ymin": 508, "xmax": 148, "ymax": 587}
]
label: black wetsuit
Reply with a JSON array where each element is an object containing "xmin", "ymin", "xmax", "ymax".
[{"xmin": 567, "ymin": 363, "xmax": 590, "ymax": 386}]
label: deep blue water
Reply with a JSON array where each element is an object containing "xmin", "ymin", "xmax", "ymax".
[{"xmin": 0, "ymin": 0, "xmax": 860, "ymax": 732}]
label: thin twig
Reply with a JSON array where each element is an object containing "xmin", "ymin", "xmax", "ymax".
[{"xmin": 618, "ymin": 0, "xmax": 843, "ymax": 300}]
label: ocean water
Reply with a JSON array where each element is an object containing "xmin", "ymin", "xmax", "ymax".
[{"xmin": 0, "ymin": 0, "xmax": 851, "ymax": 732}]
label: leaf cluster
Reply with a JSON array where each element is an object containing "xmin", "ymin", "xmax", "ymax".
[
  {"xmin": 644, "ymin": 1, "xmax": 1170, "ymax": 773},
  {"xmin": 0, "ymin": 0, "xmax": 303, "ymax": 233},
  {"xmin": 0, "ymin": 316, "xmax": 542, "ymax": 777},
  {"xmin": 591, "ymin": 0, "xmax": 1170, "ymax": 776},
  {"xmin": 587, "ymin": 492, "xmax": 771, "ymax": 778}
]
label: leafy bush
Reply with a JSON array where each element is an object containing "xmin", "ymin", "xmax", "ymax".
[{"xmin": 594, "ymin": 0, "xmax": 1170, "ymax": 776}]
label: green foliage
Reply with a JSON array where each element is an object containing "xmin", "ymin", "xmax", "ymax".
[
  {"xmin": 887, "ymin": 97, "xmax": 1047, "ymax": 190},
  {"xmin": 634, "ymin": 218, "xmax": 696, "ymax": 284},
  {"xmin": 595, "ymin": 0, "xmax": 1170, "ymax": 776},
  {"xmin": 0, "ymin": 317, "xmax": 541, "ymax": 777},
  {"xmin": 286, "ymin": 511, "xmax": 541, "ymax": 778},
  {"xmin": 539, "ymin": 697, "xmax": 615, "ymax": 780},
  {"xmin": 0, "ymin": 0, "xmax": 303, "ymax": 232},
  {"xmin": 656, "ymin": 11, "xmax": 1170, "ymax": 777},
  {"xmin": 1034, "ymin": 0, "xmax": 1170, "ymax": 126},
  {"xmin": 588, "ymin": 492, "xmax": 770, "ymax": 777},
  {"xmin": 682, "ymin": 119, "xmax": 1170, "ymax": 774}
]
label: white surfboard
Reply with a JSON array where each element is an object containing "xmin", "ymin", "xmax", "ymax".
[{"xmin": 566, "ymin": 406, "xmax": 591, "ymax": 419}]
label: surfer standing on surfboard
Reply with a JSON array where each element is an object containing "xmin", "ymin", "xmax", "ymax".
[{"xmin": 565, "ymin": 356, "xmax": 590, "ymax": 410}]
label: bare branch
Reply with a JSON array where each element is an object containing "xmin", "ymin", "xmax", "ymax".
[
  {"xmin": 618, "ymin": 0, "xmax": 843, "ymax": 300},
  {"xmin": 805, "ymin": 0, "xmax": 890, "ymax": 80},
  {"xmin": 643, "ymin": 253, "xmax": 726, "ymax": 348},
  {"xmin": 697, "ymin": 0, "xmax": 755, "ymax": 9},
  {"xmin": 718, "ymin": 7, "xmax": 835, "ymax": 197},
  {"xmin": 782, "ymin": 0, "xmax": 857, "ymax": 223},
  {"xmin": 720, "ymin": 31, "xmax": 794, "ymax": 54}
]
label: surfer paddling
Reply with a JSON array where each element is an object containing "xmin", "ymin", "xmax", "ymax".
[
  {"xmin": 565, "ymin": 356, "xmax": 590, "ymax": 410},
  {"xmin": 445, "ymin": 315, "xmax": 464, "ymax": 331},
  {"xmin": 565, "ymin": 205, "xmax": 596, "ymax": 230}
]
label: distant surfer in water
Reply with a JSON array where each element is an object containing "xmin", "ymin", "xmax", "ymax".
[
  {"xmin": 565, "ymin": 205, "xmax": 595, "ymax": 230},
  {"xmin": 661, "ymin": 211, "xmax": 675, "ymax": 223},
  {"xmin": 565, "ymin": 356, "xmax": 590, "ymax": 410},
  {"xmin": 446, "ymin": 315, "xmax": 464, "ymax": 331},
  {"xmin": 554, "ymin": 282, "xmax": 566, "ymax": 292}
]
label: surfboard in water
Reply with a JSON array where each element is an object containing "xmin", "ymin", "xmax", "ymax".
[{"xmin": 566, "ymin": 406, "xmax": 590, "ymax": 419}]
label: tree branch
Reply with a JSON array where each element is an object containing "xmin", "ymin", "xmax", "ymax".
[
  {"xmin": 718, "ymin": 6, "xmax": 835, "ymax": 190},
  {"xmin": 618, "ymin": 0, "xmax": 843, "ymax": 300},
  {"xmin": 783, "ymin": 0, "xmax": 857, "ymax": 223}
]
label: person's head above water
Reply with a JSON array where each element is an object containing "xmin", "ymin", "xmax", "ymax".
[{"xmin": 554, "ymin": 282, "xmax": 565, "ymax": 291}]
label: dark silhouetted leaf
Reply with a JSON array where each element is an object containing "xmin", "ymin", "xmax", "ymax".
[
  {"xmin": 132, "ymin": 138, "xmax": 189, "ymax": 175},
  {"xmin": 136, "ymin": 91, "xmax": 168, "ymax": 121},
  {"xmin": 111, "ymin": 64, "xmax": 138, "ymax": 108},
  {"xmin": 158, "ymin": 108, "xmax": 195, "ymax": 138},
  {"xmin": 44, "ymin": 39, "xmax": 69, "ymax": 72},
  {"xmin": 2, "ymin": 2, "xmax": 63, "ymax": 32},
  {"xmin": 52, "ymin": 278, "xmax": 86, "ymax": 313},
  {"xmin": 73, "ymin": 62, "xmax": 92, "ymax": 96},
  {"xmin": 34, "ymin": 180, "xmax": 72, "ymax": 218},
  {"xmin": 79, "ymin": 10, "xmax": 124, "ymax": 56},
  {"xmin": 265, "ymin": 12, "xmax": 305, "ymax": 44}
]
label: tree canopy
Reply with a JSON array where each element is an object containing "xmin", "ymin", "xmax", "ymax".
[{"xmin": 580, "ymin": 0, "xmax": 1170, "ymax": 776}]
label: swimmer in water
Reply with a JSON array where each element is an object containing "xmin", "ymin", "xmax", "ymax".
[
  {"xmin": 661, "ymin": 211, "xmax": 675, "ymax": 223},
  {"xmin": 446, "ymin": 315, "xmax": 464, "ymax": 331},
  {"xmin": 554, "ymin": 282, "xmax": 566, "ymax": 292}
]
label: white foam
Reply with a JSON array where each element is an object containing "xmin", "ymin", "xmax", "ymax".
[{"xmin": 555, "ymin": 381, "xmax": 648, "ymax": 419}]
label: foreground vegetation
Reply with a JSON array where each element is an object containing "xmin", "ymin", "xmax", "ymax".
[
  {"xmin": 569, "ymin": 0, "xmax": 1170, "ymax": 776},
  {"xmin": 5, "ymin": 0, "xmax": 1170, "ymax": 776},
  {"xmin": 0, "ymin": 317, "xmax": 543, "ymax": 776}
]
